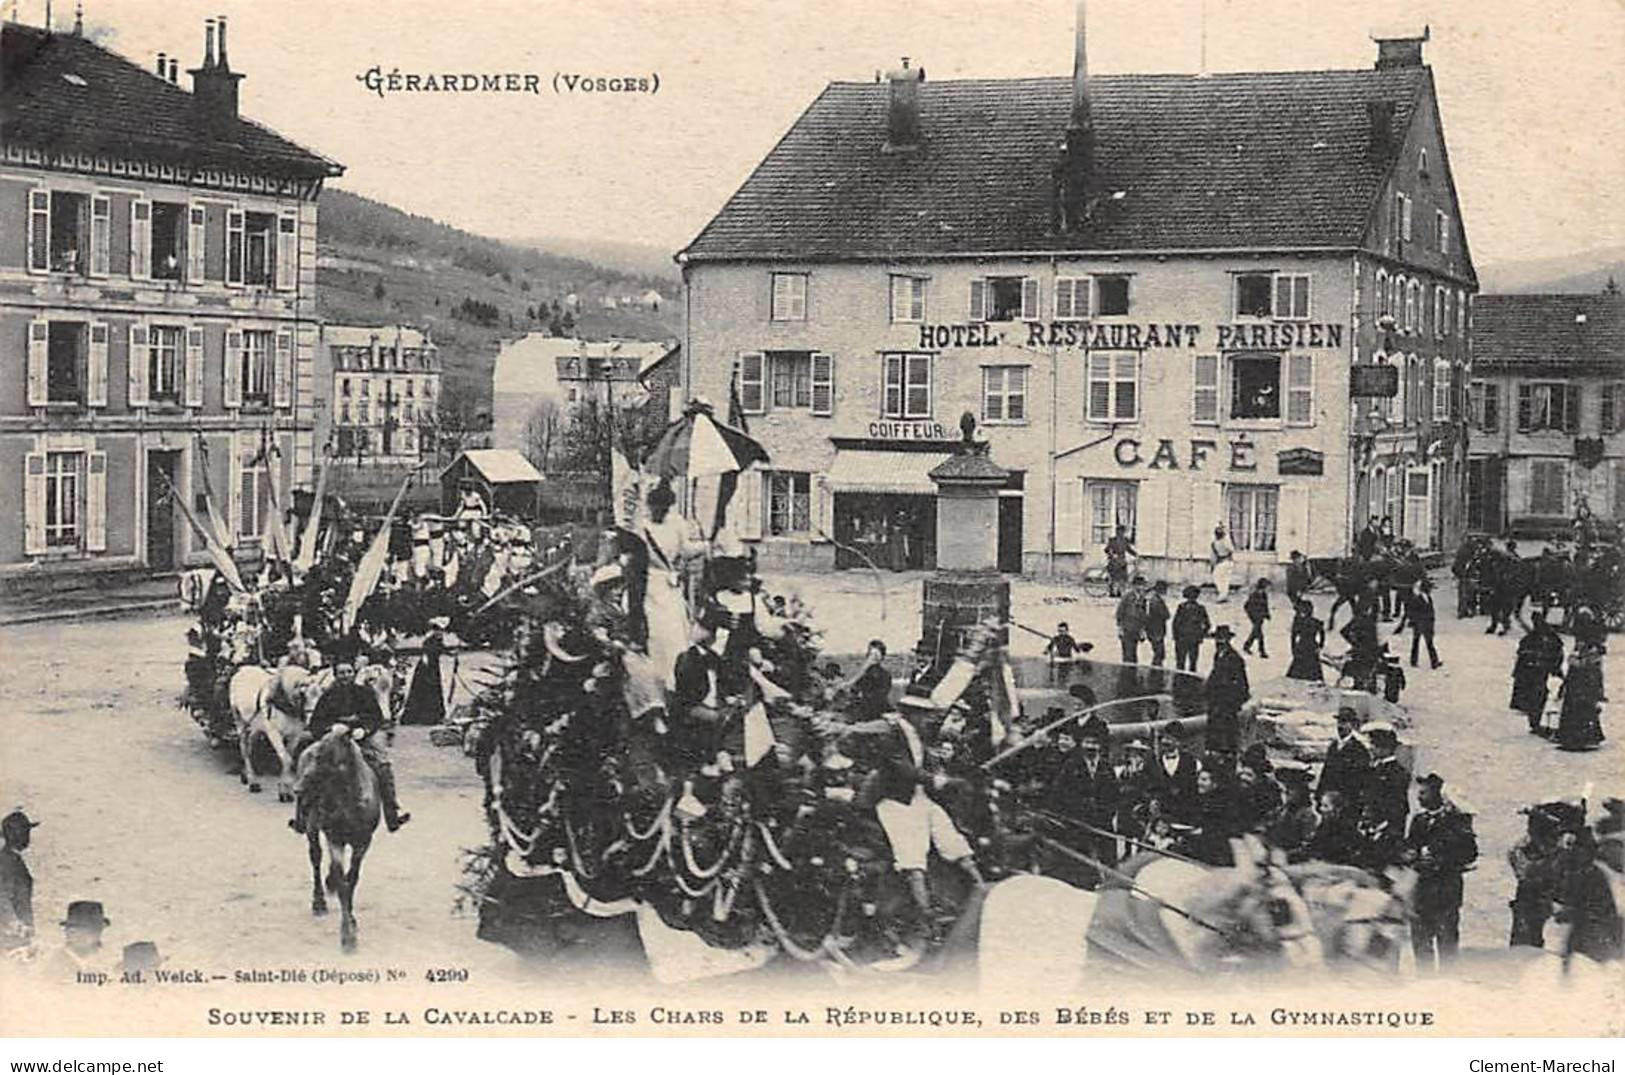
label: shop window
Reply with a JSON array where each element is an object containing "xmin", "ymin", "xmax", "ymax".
[
  {"xmin": 1095, "ymin": 275, "xmax": 1131, "ymax": 316},
  {"xmin": 148, "ymin": 325, "xmax": 184, "ymax": 403},
  {"xmin": 770, "ymin": 273, "xmax": 807, "ymax": 321},
  {"xmin": 882, "ymin": 353, "xmax": 931, "ymax": 418},
  {"xmin": 45, "ymin": 451, "xmax": 82, "ymax": 547},
  {"xmin": 47, "ymin": 322, "xmax": 85, "ymax": 405},
  {"xmin": 150, "ymin": 201, "xmax": 186, "ymax": 281},
  {"xmin": 1088, "ymin": 480, "xmax": 1137, "ymax": 546},
  {"xmin": 889, "ymin": 275, "xmax": 926, "ymax": 323},
  {"xmin": 982, "ymin": 366, "xmax": 1027, "ymax": 423},
  {"xmin": 1517, "ymin": 382, "xmax": 1579, "ymax": 433},
  {"xmin": 1530, "ymin": 460, "xmax": 1566, "ymax": 515},
  {"xmin": 1085, "ymin": 352, "xmax": 1138, "ymax": 422},
  {"xmin": 1229, "ymin": 353, "xmax": 1281, "ymax": 420},
  {"xmin": 1227, "ymin": 485, "xmax": 1278, "ymax": 552},
  {"xmin": 766, "ymin": 470, "xmax": 811, "ymax": 536}
]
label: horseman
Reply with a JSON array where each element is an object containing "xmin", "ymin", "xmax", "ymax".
[{"xmin": 291, "ymin": 649, "xmax": 411, "ymax": 834}]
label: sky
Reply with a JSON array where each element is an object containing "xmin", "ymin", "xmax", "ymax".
[{"xmin": 47, "ymin": 0, "xmax": 1625, "ymax": 270}]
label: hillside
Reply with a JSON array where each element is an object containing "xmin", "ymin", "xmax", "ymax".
[
  {"xmin": 518, "ymin": 235, "xmax": 681, "ymax": 284},
  {"xmin": 315, "ymin": 187, "xmax": 680, "ymax": 424},
  {"xmin": 1478, "ymin": 244, "xmax": 1625, "ymax": 295}
]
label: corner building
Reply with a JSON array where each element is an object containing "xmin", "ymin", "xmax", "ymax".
[
  {"xmin": 0, "ymin": 18, "xmax": 341, "ymax": 579},
  {"xmin": 679, "ymin": 27, "xmax": 1476, "ymax": 583}
]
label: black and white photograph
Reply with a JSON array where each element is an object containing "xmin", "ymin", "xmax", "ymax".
[{"xmin": 0, "ymin": 0, "xmax": 1620, "ymax": 1053}]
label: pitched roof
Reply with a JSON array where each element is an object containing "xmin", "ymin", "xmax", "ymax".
[
  {"xmin": 1472, "ymin": 293, "xmax": 1625, "ymax": 368},
  {"xmin": 681, "ymin": 67, "xmax": 1429, "ymax": 260},
  {"xmin": 447, "ymin": 449, "xmax": 543, "ymax": 485},
  {"xmin": 1, "ymin": 22, "xmax": 341, "ymax": 179}
]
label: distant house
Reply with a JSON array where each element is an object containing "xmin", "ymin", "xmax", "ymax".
[
  {"xmin": 491, "ymin": 335, "xmax": 673, "ymax": 458},
  {"xmin": 318, "ymin": 324, "xmax": 439, "ymax": 465},
  {"xmin": 439, "ymin": 448, "xmax": 541, "ymax": 518},
  {"xmin": 564, "ymin": 293, "xmax": 580, "ymax": 311},
  {"xmin": 641, "ymin": 289, "xmax": 664, "ymax": 311},
  {"xmin": 599, "ymin": 295, "xmax": 619, "ymax": 311}
]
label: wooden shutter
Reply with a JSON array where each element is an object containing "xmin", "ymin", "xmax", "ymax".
[
  {"xmin": 185, "ymin": 327, "xmax": 205, "ymax": 407},
  {"xmin": 738, "ymin": 351, "xmax": 764, "ymax": 414},
  {"xmin": 1020, "ymin": 277, "xmax": 1040, "ymax": 320},
  {"xmin": 23, "ymin": 453, "xmax": 46, "ymax": 554},
  {"xmin": 273, "ymin": 331, "xmax": 294, "ymax": 408},
  {"xmin": 223, "ymin": 329, "xmax": 243, "ymax": 407},
  {"xmin": 1516, "ymin": 384, "xmax": 1532, "ymax": 432},
  {"xmin": 27, "ymin": 189, "xmax": 49, "ymax": 273},
  {"xmin": 85, "ymin": 450, "xmax": 107, "ymax": 552},
  {"xmin": 187, "ymin": 203, "xmax": 208, "ymax": 284},
  {"xmin": 127, "ymin": 324, "xmax": 150, "ymax": 406},
  {"xmin": 89, "ymin": 196, "xmax": 111, "ymax": 277},
  {"xmin": 1286, "ymin": 354, "xmax": 1313, "ymax": 425},
  {"xmin": 1055, "ymin": 476, "xmax": 1084, "ymax": 554},
  {"xmin": 1276, "ymin": 485, "xmax": 1310, "ymax": 562},
  {"xmin": 1136, "ymin": 478, "xmax": 1168, "ymax": 556},
  {"xmin": 1564, "ymin": 385, "xmax": 1582, "ymax": 434},
  {"xmin": 968, "ymin": 279, "xmax": 986, "ymax": 322},
  {"xmin": 129, "ymin": 200, "xmax": 151, "ymax": 280},
  {"xmin": 810, "ymin": 473, "xmax": 831, "ymax": 540},
  {"xmin": 810, "ymin": 351, "xmax": 833, "ymax": 416},
  {"xmin": 86, "ymin": 322, "xmax": 109, "ymax": 407},
  {"xmin": 224, "ymin": 208, "xmax": 245, "ymax": 286},
  {"xmin": 739, "ymin": 467, "xmax": 765, "ymax": 539},
  {"xmin": 26, "ymin": 319, "xmax": 48, "ymax": 406},
  {"xmin": 274, "ymin": 212, "xmax": 297, "ymax": 291},
  {"xmin": 1193, "ymin": 354, "xmax": 1219, "ymax": 424},
  {"xmin": 1191, "ymin": 480, "xmax": 1223, "ymax": 557}
]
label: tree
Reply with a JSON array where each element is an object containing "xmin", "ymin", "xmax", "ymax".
[
  {"xmin": 373, "ymin": 279, "xmax": 387, "ymax": 300},
  {"xmin": 522, "ymin": 398, "xmax": 563, "ymax": 473}
]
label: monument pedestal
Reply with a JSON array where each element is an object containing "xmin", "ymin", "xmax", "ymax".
[
  {"xmin": 921, "ymin": 426, "xmax": 1011, "ymax": 661},
  {"xmin": 922, "ymin": 572, "xmax": 1010, "ymax": 659}
]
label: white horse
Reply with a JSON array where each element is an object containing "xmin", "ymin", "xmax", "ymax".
[
  {"xmin": 228, "ymin": 665, "xmax": 320, "ymax": 800},
  {"xmin": 977, "ymin": 840, "xmax": 1411, "ymax": 993}
]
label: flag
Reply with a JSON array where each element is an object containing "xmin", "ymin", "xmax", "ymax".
[
  {"xmin": 259, "ymin": 433, "xmax": 294, "ymax": 565},
  {"xmin": 340, "ymin": 470, "xmax": 414, "ymax": 634},
  {"xmin": 610, "ymin": 447, "xmax": 644, "ymax": 529},
  {"xmin": 194, "ymin": 436, "xmax": 232, "ymax": 551},
  {"xmin": 294, "ymin": 449, "xmax": 330, "ymax": 573},
  {"xmin": 988, "ymin": 658, "xmax": 1018, "ymax": 746},
  {"xmin": 155, "ymin": 468, "xmax": 244, "ymax": 593},
  {"xmin": 741, "ymin": 701, "xmax": 776, "ymax": 767}
]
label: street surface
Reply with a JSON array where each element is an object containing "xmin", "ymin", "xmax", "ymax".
[{"xmin": 0, "ymin": 570, "xmax": 1618, "ymax": 978}]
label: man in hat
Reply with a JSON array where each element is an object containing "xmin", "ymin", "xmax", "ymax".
[
  {"xmin": 119, "ymin": 941, "xmax": 164, "ymax": 982},
  {"xmin": 1050, "ymin": 714, "xmax": 1119, "ymax": 879},
  {"xmin": 1508, "ymin": 802, "xmax": 1573, "ymax": 948},
  {"xmin": 0, "ymin": 809, "xmax": 39, "ymax": 950},
  {"xmin": 1318, "ymin": 707, "xmax": 1371, "ymax": 806},
  {"xmin": 1104, "ymin": 525, "xmax": 1136, "ymax": 598},
  {"xmin": 1143, "ymin": 581, "xmax": 1171, "ymax": 667},
  {"xmin": 846, "ymin": 640, "xmax": 895, "ymax": 722},
  {"xmin": 1395, "ymin": 577, "xmax": 1442, "ymax": 670},
  {"xmin": 1404, "ymin": 773, "xmax": 1478, "ymax": 970},
  {"xmin": 1114, "ymin": 577, "xmax": 1148, "ymax": 664},
  {"xmin": 1149, "ymin": 721, "xmax": 1200, "ymax": 823},
  {"xmin": 1210, "ymin": 525, "xmax": 1236, "ymax": 602},
  {"xmin": 1236, "ymin": 743, "xmax": 1282, "ymax": 833},
  {"xmin": 1171, "ymin": 585, "xmax": 1211, "ymax": 673},
  {"xmin": 1285, "ymin": 550, "xmax": 1312, "ymax": 606},
  {"xmin": 297, "ymin": 653, "xmax": 411, "ymax": 833},
  {"xmin": 1361, "ymin": 722, "xmax": 1410, "ymax": 837},
  {"xmin": 43, "ymin": 900, "xmax": 110, "ymax": 980},
  {"xmin": 1267, "ymin": 761, "xmax": 1319, "ymax": 861},
  {"xmin": 1203, "ymin": 625, "xmax": 1250, "ymax": 755},
  {"xmin": 1114, "ymin": 738, "xmax": 1155, "ymax": 841}
]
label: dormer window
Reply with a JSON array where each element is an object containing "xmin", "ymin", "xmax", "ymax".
[{"xmin": 1418, "ymin": 148, "xmax": 1429, "ymax": 178}]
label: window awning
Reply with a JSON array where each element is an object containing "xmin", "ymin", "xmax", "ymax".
[{"xmin": 825, "ymin": 450, "xmax": 950, "ymax": 495}]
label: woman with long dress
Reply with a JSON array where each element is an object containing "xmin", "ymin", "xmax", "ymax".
[
  {"xmin": 642, "ymin": 481, "xmax": 703, "ymax": 690},
  {"xmin": 1554, "ymin": 642, "xmax": 1606, "ymax": 752},
  {"xmin": 1285, "ymin": 599, "xmax": 1326, "ymax": 682},
  {"xmin": 1511, "ymin": 613, "xmax": 1566, "ymax": 734}
]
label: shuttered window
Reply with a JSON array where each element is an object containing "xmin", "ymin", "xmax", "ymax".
[
  {"xmin": 1055, "ymin": 277, "xmax": 1090, "ymax": 320},
  {"xmin": 737, "ymin": 352, "xmax": 765, "ymax": 414},
  {"xmin": 1086, "ymin": 352, "xmax": 1138, "ymax": 422},
  {"xmin": 1286, "ymin": 353, "xmax": 1314, "ymax": 425},
  {"xmin": 882, "ymin": 353, "xmax": 931, "ymax": 418},
  {"xmin": 982, "ymin": 366, "xmax": 1027, "ymax": 423},
  {"xmin": 1530, "ymin": 460, "xmax": 1567, "ymax": 515},
  {"xmin": 1192, "ymin": 354, "xmax": 1219, "ymax": 424},
  {"xmin": 44, "ymin": 451, "xmax": 82, "ymax": 548}
]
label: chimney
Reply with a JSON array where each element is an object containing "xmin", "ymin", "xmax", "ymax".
[
  {"xmin": 168, "ymin": 58, "xmax": 178, "ymax": 84},
  {"xmin": 156, "ymin": 51, "xmax": 166, "ymax": 76},
  {"xmin": 883, "ymin": 58, "xmax": 925, "ymax": 151},
  {"xmin": 189, "ymin": 15, "xmax": 244, "ymax": 130},
  {"xmin": 1057, "ymin": 0, "xmax": 1094, "ymax": 231},
  {"xmin": 1374, "ymin": 26, "xmax": 1428, "ymax": 69},
  {"xmin": 1367, "ymin": 99, "xmax": 1396, "ymax": 157}
]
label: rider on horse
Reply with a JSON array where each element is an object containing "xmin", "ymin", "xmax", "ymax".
[{"xmin": 291, "ymin": 650, "xmax": 411, "ymax": 834}]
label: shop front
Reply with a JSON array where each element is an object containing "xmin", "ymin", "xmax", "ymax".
[{"xmin": 825, "ymin": 445, "xmax": 946, "ymax": 571}]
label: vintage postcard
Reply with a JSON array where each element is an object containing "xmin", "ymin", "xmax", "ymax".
[{"xmin": 0, "ymin": 0, "xmax": 1621, "ymax": 1045}]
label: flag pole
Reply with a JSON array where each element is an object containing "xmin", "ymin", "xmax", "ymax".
[{"xmin": 155, "ymin": 467, "xmax": 245, "ymax": 593}]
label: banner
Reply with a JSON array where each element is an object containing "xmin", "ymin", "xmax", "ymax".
[
  {"xmin": 611, "ymin": 446, "xmax": 645, "ymax": 529},
  {"xmin": 340, "ymin": 470, "xmax": 415, "ymax": 634},
  {"xmin": 294, "ymin": 448, "xmax": 331, "ymax": 573},
  {"xmin": 154, "ymin": 468, "xmax": 244, "ymax": 593}
]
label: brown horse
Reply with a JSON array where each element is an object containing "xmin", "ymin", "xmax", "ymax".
[{"xmin": 300, "ymin": 727, "xmax": 381, "ymax": 952}]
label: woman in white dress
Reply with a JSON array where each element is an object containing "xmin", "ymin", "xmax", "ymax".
[{"xmin": 641, "ymin": 481, "xmax": 703, "ymax": 689}]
